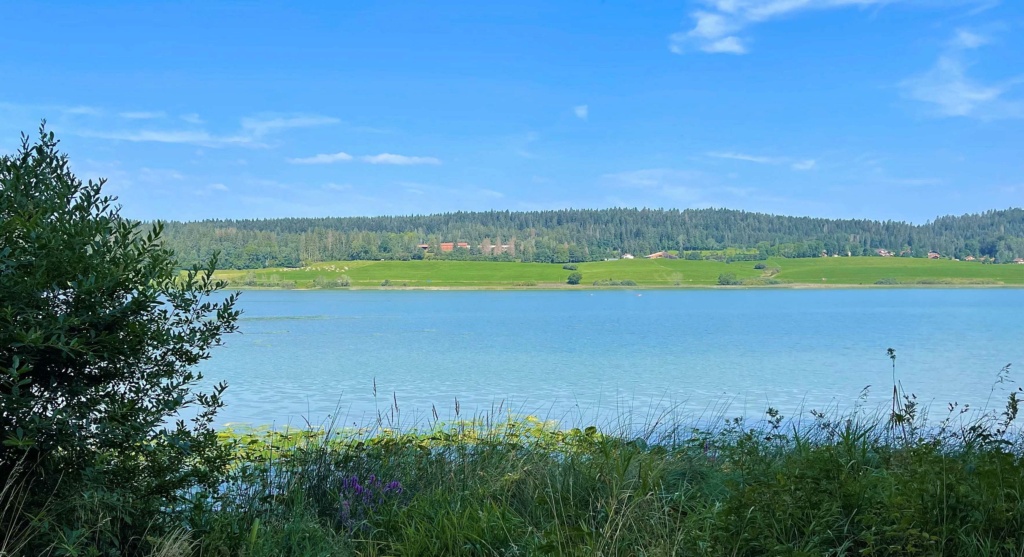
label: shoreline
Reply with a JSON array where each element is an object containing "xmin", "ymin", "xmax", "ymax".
[{"xmin": 224, "ymin": 282, "xmax": 1024, "ymax": 291}]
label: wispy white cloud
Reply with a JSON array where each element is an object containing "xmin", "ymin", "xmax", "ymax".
[
  {"xmin": 289, "ymin": 151, "xmax": 442, "ymax": 165},
  {"xmin": 574, "ymin": 105, "xmax": 589, "ymax": 120},
  {"xmin": 670, "ymin": 1, "xmax": 981, "ymax": 55},
  {"xmin": 75, "ymin": 113, "xmax": 340, "ymax": 148},
  {"xmin": 76, "ymin": 129, "xmax": 254, "ymax": 148},
  {"xmin": 63, "ymin": 105, "xmax": 103, "ymax": 116},
  {"xmin": 119, "ymin": 111, "xmax": 165, "ymax": 120},
  {"xmin": 361, "ymin": 153, "xmax": 442, "ymax": 165},
  {"xmin": 951, "ymin": 29, "xmax": 989, "ymax": 49},
  {"xmin": 323, "ymin": 183, "xmax": 353, "ymax": 191},
  {"xmin": 901, "ymin": 29, "xmax": 1021, "ymax": 119},
  {"xmin": 208, "ymin": 183, "xmax": 229, "ymax": 191},
  {"xmin": 707, "ymin": 151, "xmax": 817, "ymax": 170},
  {"xmin": 707, "ymin": 151, "xmax": 782, "ymax": 164},
  {"xmin": 288, "ymin": 151, "xmax": 354, "ymax": 164},
  {"xmin": 240, "ymin": 115, "xmax": 340, "ymax": 137},
  {"xmin": 180, "ymin": 113, "xmax": 204, "ymax": 124}
]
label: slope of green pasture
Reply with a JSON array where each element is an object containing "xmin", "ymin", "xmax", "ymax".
[
  {"xmin": 219, "ymin": 260, "xmax": 569, "ymax": 287},
  {"xmin": 214, "ymin": 257, "xmax": 1024, "ymax": 288},
  {"xmin": 773, "ymin": 257, "xmax": 1024, "ymax": 285},
  {"xmin": 576, "ymin": 258, "xmax": 760, "ymax": 285}
]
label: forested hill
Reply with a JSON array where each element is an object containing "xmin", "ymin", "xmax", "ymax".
[{"xmin": 158, "ymin": 207, "xmax": 1024, "ymax": 269}]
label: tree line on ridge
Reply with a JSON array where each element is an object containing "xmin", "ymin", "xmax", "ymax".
[{"xmin": 157, "ymin": 207, "xmax": 1024, "ymax": 269}]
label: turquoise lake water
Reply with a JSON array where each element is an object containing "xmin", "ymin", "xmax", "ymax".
[{"xmin": 198, "ymin": 289, "xmax": 1024, "ymax": 429}]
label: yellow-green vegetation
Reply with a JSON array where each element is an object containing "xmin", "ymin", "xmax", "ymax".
[{"xmin": 215, "ymin": 256, "xmax": 1024, "ymax": 289}]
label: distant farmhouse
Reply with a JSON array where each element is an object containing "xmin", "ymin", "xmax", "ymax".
[
  {"xmin": 645, "ymin": 251, "xmax": 678, "ymax": 259},
  {"xmin": 928, "ymin": 251, "xmax": 941, "ymax": 259},
  {"xmin": 439, "ymin": 242, "xmax": 471, "ymax": 252}
]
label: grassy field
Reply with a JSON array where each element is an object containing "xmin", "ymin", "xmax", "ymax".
[{"xmin": 215, "ymin": 257, "xmax": 1024, "ymax": 288}]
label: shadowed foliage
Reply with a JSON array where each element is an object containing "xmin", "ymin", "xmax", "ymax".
[{"xmin": 1, "ymin": 127, "xmax": 239, "ymax": 555}]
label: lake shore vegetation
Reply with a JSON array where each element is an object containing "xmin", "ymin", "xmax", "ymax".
[{"xmin": 10, "ymin": 379, "xmax": 1024, "ymax": 556}]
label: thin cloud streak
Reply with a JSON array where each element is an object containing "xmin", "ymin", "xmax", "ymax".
[
  {"xmin": 288, "ymin": 152, "xmax": 354, "ymax": 164},
  {"xmin": 288, "ymin": 152, "xmax": 442, "ymax": 165},
  {"xmin": 240, "ymin": 115, "xmax": 340, "ymax": 137},
  {"xmin": 707, "ymin": 151, "xmax": 817, "ymax": 170},
  {"xmin": 361, "ymin": 153, "xmax": 441, "ymax": 165},
  {"xmin": 707, "ymin": 151, "xmax": 781, "ymax": 164},
  {"xmin": 74, "ymin": 113, "xmax": 341, "ymax": 148},
  {"xmin": 76, "ymin": 129, "xmax": 255, "ymax": 147}
]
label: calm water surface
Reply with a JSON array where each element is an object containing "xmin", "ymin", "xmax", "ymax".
[{"xmin": 198, "ymin": 289, "xmax": 1024, "ymax": 428}]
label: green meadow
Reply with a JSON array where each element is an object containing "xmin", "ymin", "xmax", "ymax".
[{"xmin": 216, "ymin": 257, "xmax": 1024, "ymax": 289}]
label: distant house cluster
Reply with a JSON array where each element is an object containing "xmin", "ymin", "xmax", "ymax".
[
  {"xmin": 876, "ymin": 249, "xmax": 942, "ymax": 259},
  {"xmin": 644, "ymin": 251, "xmax": 678, "ymax": 259},
  {"xmin": 417, "ymin": 239, "xmax": 515, "ymax": 254}
]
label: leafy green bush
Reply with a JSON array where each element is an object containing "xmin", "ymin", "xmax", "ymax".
[
  {"xmin": 717, "ymin": 272, "xmax": 741, "ymax": 285},
  {"xmin": 566, "ymin": 271, "xmax": 583, "ymax": 285},
  {"xmin": 0, "ymin": 127, "xmax": 240, "ymax": 555},
  {"xmin": 562, "ymin": 264, "xmax": 578, "ymax": 270},
  {"xmin": 875, "ymin": 277, "xmax": 901, "ymax": 285}
]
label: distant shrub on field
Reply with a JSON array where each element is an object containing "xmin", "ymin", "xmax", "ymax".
[
  {"xmin": 717, "ymin": 273, "xmax": 742, "ymax": 285},
  {"xmin": 562, "ymin": 264, "xmax": 578, "ymax": 270},
  {"xmin": 592, "ymin": 279, "xmax": 637, "ymax": 286}
]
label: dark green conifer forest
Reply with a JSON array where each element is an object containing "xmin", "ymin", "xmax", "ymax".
[{"xmin": 159, "ymin": 207, "xmax": 1024, "ymax": 268}]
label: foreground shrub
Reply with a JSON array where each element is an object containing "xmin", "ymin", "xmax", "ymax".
[{"xmin": 0, "ymin": 127, "xmax": 239, "ymax": 555}]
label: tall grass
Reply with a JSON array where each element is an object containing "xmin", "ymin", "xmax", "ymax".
[
  {"xmin": 1, "ymin": 461, "xmax": 35, "ymax": 557},
  {"xmin": 9, "ymin": 365, "xmax": 1024, "ymax": 556},
  {"xmin": 180, "ymin": 367, "xmax": 1024, "ymax": 556}
]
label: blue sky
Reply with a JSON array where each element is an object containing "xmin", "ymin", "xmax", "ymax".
[{"xmin": 1, "ymin": 1, "xmax": 1021, "ymax": 223}]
